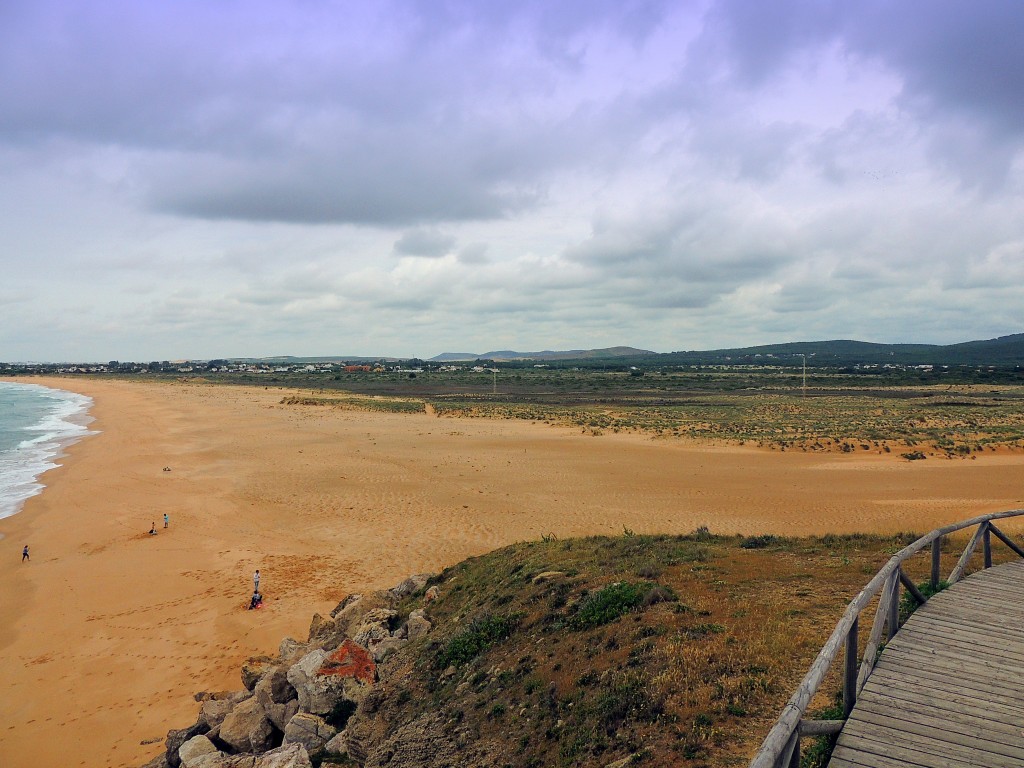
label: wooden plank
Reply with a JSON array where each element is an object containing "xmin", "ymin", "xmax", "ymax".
[
  {"xmin": 839, "ymin": 720, "xmax": 1024, "ymax": 768},
  {"xmin": 858, "ymin": 670, "xmax": 1024, "ymax": 720},
  {"xmin": 841, "ymin": 718, "xmax": 1024, "ymax": 767},
  {"xmin": 905, "ymin": 616, "xmax": 1024, "ymax": 655},
  {"xmin": 869, "ymin": 658, "xmax": 1024, "ymax": 705},
  {"xmin": 852, "ymin": 697, "xmax": 1024, "ymax": 748},
  {"xmin": 844, "ymin": 708, "xmax": 1024, "ymax": 762},
  {"xmin": 826, "ymin": 560, "xmax": 1024, "ymax": 768},
  {"xmin": 856, "ymin": 679, "xmax": 1024, "ymax": 729}
]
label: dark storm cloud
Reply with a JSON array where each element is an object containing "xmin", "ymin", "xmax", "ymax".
[{"xmin": 706, "ymin": 0, "xmax": 1024, "ymax": 188}]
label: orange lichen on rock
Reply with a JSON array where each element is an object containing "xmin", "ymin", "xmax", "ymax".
[{"xmin": 318, "ymin": 639, "xmax": 376, "ymax": 684}]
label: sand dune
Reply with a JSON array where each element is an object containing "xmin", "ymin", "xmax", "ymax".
[{"xmin": 1, "ymin": 377, "xmax": 1022, "ymax": 767}]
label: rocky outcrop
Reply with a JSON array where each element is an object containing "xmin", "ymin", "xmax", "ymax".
[
  {"xmin": 282, "ymin": 712, "xmax": 337, "ymax": 753},
  {"xmin": 141, "ymin": 574, "xmax": 437, "ymax": 768},
  {"xmin": 219, "ymin": 696, "xmax": 276, "ymax": 753},
  {"xmin": 178, "ymin": 734, "xmax": 217, "ymax": 768}
]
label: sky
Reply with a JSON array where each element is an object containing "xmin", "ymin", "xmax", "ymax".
[{"xmin": 1, "ymin": 0, "xmax": 1023, "ymax": 362}]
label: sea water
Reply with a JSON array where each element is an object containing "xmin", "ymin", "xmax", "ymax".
[{"xmin": 0, "ymin": 382, "xmax": 96, "ymax": 520}]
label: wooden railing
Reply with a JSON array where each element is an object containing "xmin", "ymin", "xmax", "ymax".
[{"xmin": 748, "ymin": 509, "xmax": 1024, "ymax": 768}]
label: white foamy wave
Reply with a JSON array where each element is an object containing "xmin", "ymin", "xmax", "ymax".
[{"xmin": 0, "ymin": 383, "xmax": 97, "ymax": 520}]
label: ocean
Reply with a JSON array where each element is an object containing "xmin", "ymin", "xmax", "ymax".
[{"xmin": 0, "ymin": 382, "xmax": 96, "ymax": 520}]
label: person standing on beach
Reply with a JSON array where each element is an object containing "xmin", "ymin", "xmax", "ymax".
[
  {"xmin": 22, "ymin": 545, "xmax": 29, "ymax": 562},
  {"xmin": 253, "ymin": 569, "xmax": 260, "ymax": 593},
  {"xmin": 164, "ymin": 513, "xmax": 169, "ymax": 528}
]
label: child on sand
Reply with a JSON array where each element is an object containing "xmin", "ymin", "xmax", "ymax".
[
  {"xmin": 164, "ymin": 513, "xmax": 169, "ymax": 528},
  {"xmin": 149, "ymin": 522, "xmax": 157, "ymax": 535}
]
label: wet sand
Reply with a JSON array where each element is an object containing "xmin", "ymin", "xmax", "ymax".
[{"xmin": 1, "ymin": 377, "xmax": 1022, "ymax": 767}]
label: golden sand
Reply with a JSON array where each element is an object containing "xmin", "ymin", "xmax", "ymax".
[{"xmin": 1, "ymin": 377, "xmax": 1022, "ymax": 767}]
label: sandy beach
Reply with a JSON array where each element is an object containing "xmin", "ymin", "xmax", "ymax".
[{"xmin": 1, "ymin": 377, "xmax": 1022, "ymax": 767}]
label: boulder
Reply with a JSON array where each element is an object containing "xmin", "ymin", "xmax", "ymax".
[
  {"xmin": 241, "ymin": 656, "xmax": 275, "ymax": 691},
  {"xmin": 351, "ymin": 609, "xmax": 398, "ymax": 651},
  {"xmin": 278, "ymin": 638, "xmax": 307, "ymax": 662},
  {"xmin": 178, "ymin": 735, "xmax": 218, "ymax": 768},
  {"xmin": 329, "ymin": 593, "xmax": 363, "ymax": 619},
  {"xmin": 255, "ymin": 668, "xmax": 299, "ymax": 731},
  {"xmin": 254, "ymin": 743, "xmax": 313, "ymax": 768},
  {"xmin": 200, "ymin": 698, "xmax": 236, "ymax": 733},
  {"xmin": 369, "ymin": 636, "xmax": 407, "ymax": 662},
  {"xmin": 405, "ymin": 609, "xmax": 432, "ymax": 640},
  {"xmin": 218, "ymin": 695, "xmax": 276, "ymax": 754},
  {"xmin": 424, "ymin": 585, "xmax": 440, "ymax": 604},
  {"xmin": 286, "ymin": 641, "xmax": 376, "ymax": 715},
  {"xmin": 329, "ymin": 592, "xmax": 397, "ymax": 642},
  {"xmin": 323, "ymin": 730, "xmax": 348, "ymax": 757},
  {"xmin": 181, "ymin": 744, "xmax": 312, "ymax": 768},
  {"xmin": 166, "ymin": 722, "xmax": 211, "ymax": 768},
  {"xmin": 388, "ymin": 573, "xmax": 433, "ymax": 600},
  {"xmin": 140, "ymin": 753, "xmax": 170, "ymax": 768},
  {"xmin": 282, "ymin": 712, "xmax": 337, "ymax": 753}
]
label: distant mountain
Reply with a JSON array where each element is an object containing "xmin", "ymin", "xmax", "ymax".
[
  {"xmin": 431, "ymin": 334, "xmax": 1024, "ymax": 367},
  {"xmin": 652, "ymin": 333, "xmax": 1024, "ymax": 366},
  {"xmin": 430, "ymin": 346, "xmax": 656, "ymax": 362}
]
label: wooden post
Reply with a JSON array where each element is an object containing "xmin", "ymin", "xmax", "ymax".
[
  {"xmin": 899, "ymin": 566, "xmax": 927, "ymax": 606},
  {"xmin": 887, "ymin": 573, "xmax": 900, "ymax": 641},
  {"xmin": 931, "ymin": 536, "xmax": 942, "ymax": 589},
  {"xmin": 984, "ymin": 524, "xmax": 992, "ymax": 568},
  {"xmin": 844, "ymin": 617, "xmax": 858, "ymax": 717},
  {"xmin": 949, "ymin": 523, "xmax": 987, "ymax": 584},
  {"xmin": 786, "ymin": 730, "xmax": 801, "ymax": 768},
  {"xmin": 989, "ymin": 524, "xmax": 1024, "ymax": 558}
]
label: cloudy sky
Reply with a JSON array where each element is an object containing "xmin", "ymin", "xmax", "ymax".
[{"xmin": 2, "ymin": 1, "xmax": 1022, "ymax": 361}]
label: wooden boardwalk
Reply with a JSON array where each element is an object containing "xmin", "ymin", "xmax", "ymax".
[{"xmin": 829, "ymin": 560, "xmax": 1024, "ymax": 768}]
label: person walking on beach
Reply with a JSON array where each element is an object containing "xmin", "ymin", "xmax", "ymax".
[
  {"xmin": 164, "ymin": 513, "xmax": 169, "ymax": 528},
  {"xmin": 22, "ymin": 545, "xmax": 29, "ymax": 562},
  {"xmin": 253, "ymin": 569, "xmax": 260, "ymax": 593}
]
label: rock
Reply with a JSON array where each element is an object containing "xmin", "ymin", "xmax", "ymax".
[
  {"xmin": 388, "ymin": 573, "xmax": 433, "ymax": 600},
  {"xmin": 369, "ymin": 636, "xmax": 407, "ymax": 661},
  {"xmin": 255, "ymin": 743, "xmax": 313, "ymax": 768},
  {"xmin": 352, "ymin": 609, "xmax": 398, "ymax": 651},
  {"xmin": 278, "ymin": 637, "xmax": 307, "ymax": 662},
  {"xmin": 405, "ymin": 609, "xmax": 432, "ymax": 640},
  {"xmin": 283, "ymin": 712, "xmax": 337, "ymax": 753},
  {"xmin": 241, "ymin": 656, "xmax": 275, "ymax": 691},
  {"xmin": 532, "ymin": 571, "xmax": 565, "ymax": 584},
  {"xmin": 330, "ymin": 592, "xmax": 397, "ymax": 641},
  {"xmin": 306, "ymin": 613, "xmax": 333, "ymax": 644},
  {"xmin": 200, "ymin": 698, "xmax": 236, "ymax": 732},
  {"xmin": 255, "ymin": 667, "xmax": 299, "ymax": 731},
  {"xmin": 183, "ymin": 744, "xmax": 312, "ymax": 768},
  {"xmin": 140, "ymin": 753, "xmax": 170, "ymax": 768},
  {"xmin": 218, "ymin": 695, "xmax": 276, "ymax": 753},
  {"xmin": 604, "ymin": 755, "xmax": 638, "ymax": 768},
  {"xmin": 323, "ymin": 730, "xmax": 348, "ymax": 757},
  {"xmin": 424, "ymin": 585, "xmax": 440, "ymax": 603},
  {"xmin": 329, "ymin": 593, "xmax": 363, "ymax": 618},
  {"xmin": 178, "ymin": 735, "xmax": 218, "ymax": 768},
  {"xmin": 287, "ymin": 641, "xmax": 376, "ymax": 715},
  {"xmin": 166, "ymin": 722, "xmax": 210, "ymax": 768}
]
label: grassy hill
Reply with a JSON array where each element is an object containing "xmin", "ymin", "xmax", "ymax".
[{"xmin": 336, "ymin": 531, "xmax": 936, "ymax": 768}]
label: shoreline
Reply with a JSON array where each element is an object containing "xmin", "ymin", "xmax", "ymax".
[{"xmin": 2, "ymin": 376, "xmax": 1023, "ymax": 767}]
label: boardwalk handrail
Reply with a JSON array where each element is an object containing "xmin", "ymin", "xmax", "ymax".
[{"xmin": 749, "ymin": 508, "xmax": 1024, "ymax": 768}]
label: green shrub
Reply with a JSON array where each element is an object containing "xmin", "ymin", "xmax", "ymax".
[
  {"xmin": 435, "ymin": 613, "xmax": 522, "ymax": 668},
  {"xmin": 569, "ymin": 582, "xmax": 653, "ymax": 630}
]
